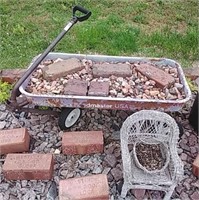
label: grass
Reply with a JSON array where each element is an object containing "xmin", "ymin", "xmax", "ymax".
[{"xmin": 0, "ymin": 0, "xmax": 198, "ymax": 69}]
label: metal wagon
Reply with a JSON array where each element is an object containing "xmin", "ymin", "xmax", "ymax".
[{"xmin": 7, "ymin": 6, "xmax": 191, "ymax": 130}]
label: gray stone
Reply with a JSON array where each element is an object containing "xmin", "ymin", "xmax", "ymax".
[
  {"xmin": 60, "ymin": 170, "xmax": 68, "ymax": 177},
  {"xmin": 104, "ymin": 154, "xmax": 117, "ymax": 168},
  {"xmin": 0, "ymin": 104, "xmax": 6, "ymax": 111},
  {"xmin": 174, "ymin": 83, "xmax": 184, "ymax": 90},
  {"xmin": 46, "ymin": 182, "xmax": 58, "ymax": 200},
  {"xmin": 0, "ymin": 111, "xmax": 8, "ymax": 120},
  {"xmin": 102, "ymin": 167, "xmax": 111, "ymax": 175},
  {"xmin": 0, "ymin": 183, "xmax": 9, "ymax": 191},
  {"xmin": 0, "ymin": 121, "xmax": 6, "ymax": 129},
  {"xmin": 111, "ymin": 168, "xmax": 123, "ymax": 181},
  {"xmin": 93, "ymin": 166, "xmax": 103, "ymax": 174}
]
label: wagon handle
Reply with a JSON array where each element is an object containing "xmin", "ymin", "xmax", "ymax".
[
  {"xmin": 7, "ymin": 6, "xmax": 91, "ymax": 111},
  {"xmin": 73, "ymin": 5, "xmax": 91, "ymax": 22}
]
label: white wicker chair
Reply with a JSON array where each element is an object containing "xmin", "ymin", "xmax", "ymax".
[{"xmin": 120, "ymin": 110, "xmax": 184, "ymax": 200}]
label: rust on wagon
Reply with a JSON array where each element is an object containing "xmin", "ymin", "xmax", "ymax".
[{"xmin": 47, "ymin": 98, "xmax": 61, "ymax": 107}]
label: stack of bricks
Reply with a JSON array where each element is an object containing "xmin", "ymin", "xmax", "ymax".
[{"xmin": 0, "ymin": 128, "xmax": 109, "ymax": 199}]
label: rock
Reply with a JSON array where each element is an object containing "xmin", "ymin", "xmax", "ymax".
[
  {"xmin": 190, "ymin": 191, "xmax": 199, "ymax": 200},
  {"xmin": 21, "ymin": 180, "xmax": 28, "ymax": 187},
  {"xmin": 46, "ymin": 182, "xmax": 58, "ymax": 200},
  {"xmin": 54, "ymin": 149, "xmax": 61, "ymax": 154},
  {"xmin": 174, "ymin": 83, "xmax": 184, "ymax": 90},
  {"xmin": 0, "ymin": 121, "xmax": 6, "ymax": 129},
  {"xmin": 0, "ymin": 104, "xmax": 6, "ymax": 111},
  {"xmin": 110, "ymin": 168, "xmax": 123, "ymax": 181},
  {"xmin": 93, "ymin": 166, "xmax": 103, "ymax": 174},
  {"xmin": 149, "ymin": 90, "xmax": 159, "ymax": 96},
  {"xmin": 131, "ymin": 189, "xmax": 146, "ymax": 200},
  {"xmin": 188, "ymin": 134, "xmax": 197, "ymax": 146},
  {"xmin": 0, "ymin": 112, "xmax": 8, "ymax": 121},
  {"xmin": 169, "ymin": 68, "xmax": 178, "ymax": 74},
  {"xmin": 102, "ymin": 167, "xmax": 111, "ymax": 175},
  {"xmin": 104, "ymin": 154, "xmax": 117, "ymax": 167}
]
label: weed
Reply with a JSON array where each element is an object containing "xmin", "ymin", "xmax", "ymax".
[
  {"xmin": 0, "ymin": 80, "xmax": 12, "ymax": 103},
  {"xmin": 186, "ymin": 78, "xmax": 198, "ymax": 92}
]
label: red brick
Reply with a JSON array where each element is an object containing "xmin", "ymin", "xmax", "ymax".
[
  {"xmin": 42, "ymin": 58, "xmax": 84, "ymax": 81},
  {"xmin": 136, "ymin": 64, "xmax": 175, "ymax": 88},
  {"xmin": 93, "ymin": 63, "xmax": 132, "ymax": 78},
  {"xmin": 0, "ymin": 69, "xmax": 26, "ymax": 84},
  {"xmin": 62, "ymin": 131, "xmax": 104, "ymax": 155},
  {"xmin": 88, "ymin": 81, "xmax": 110, "ymax": 96},
  {"xmin": 59, "ymin": 174, "xmax": 109, "ymax": 200},
  {"xmin": 0, "ymin": 128, "xmax": 30, "ymax": 155},
  {"xmin": 192, "ymin": 153, "xmax": 199, "ymax": 177},
  {"xmin": 3, "ymin": 153, "xmax": 54, "ymax": 180},
  {"xmin": 64, "ymin": 79, "xmax": 88, "ymax": 96}
]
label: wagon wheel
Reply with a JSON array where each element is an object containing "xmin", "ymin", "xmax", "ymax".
[{"xmin": 58, "ymin": 108, "xmax": 81, "ymax": 130}]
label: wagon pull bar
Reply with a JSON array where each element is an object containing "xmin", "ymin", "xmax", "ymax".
[
  {"xmin": 7, "ymin": 5, "xmax": 91, "ymax": 111},
  {"xmin": 73, "ymin": 5, "xmax": 91, "ymax": 22}
]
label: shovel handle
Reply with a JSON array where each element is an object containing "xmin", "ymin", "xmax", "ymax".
[{"xmin": 73, "ymin": 5, "xmax": 91, "ymax": 22}]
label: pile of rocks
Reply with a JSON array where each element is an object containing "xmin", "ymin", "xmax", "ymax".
[
  {"xmin": 27, "ymin": 58, "xmax": 186, "ymax": 100},
  {"xmin": 0, "ymin": 93, "xmax": 198, "ymax": 199}
]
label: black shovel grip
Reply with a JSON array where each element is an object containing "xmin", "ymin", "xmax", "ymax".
[{"xmin": 73, "ymin": 5, "xmax": 91, "ymax": 22}]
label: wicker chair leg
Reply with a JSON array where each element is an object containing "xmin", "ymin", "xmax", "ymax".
[
  {"xmin": 163, "ymin": 185, "xmax": 176, "ymax": 200},
  {"xmin": 121, "ymin": 182, "xmax": 129, "ymax": 198}
]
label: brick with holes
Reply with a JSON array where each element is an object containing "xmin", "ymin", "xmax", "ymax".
[
  {"xmin": 0, "ymin": 128, "xmax": 30, "ymax": 155},
  {"xmin": 62, "ymin": 131, "xmax": 104, "ymax": 155},
  {"xmin": 59, "ymin": 174, "xmax": 109, "ymax": 200}
]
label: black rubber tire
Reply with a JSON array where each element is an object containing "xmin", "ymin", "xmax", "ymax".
[{"xmin": 58, "ymin": 108, "xmax": 81, "ymax": 130}]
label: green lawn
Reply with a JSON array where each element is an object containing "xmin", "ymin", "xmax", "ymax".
[{"xmin": 0, "ymin": 0, "xmax": 198, "ymax": 69}]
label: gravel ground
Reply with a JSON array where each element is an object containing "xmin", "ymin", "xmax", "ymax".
[{"xmin": 0, "ymin": 93, "xmax": 198, "ymax": 200}]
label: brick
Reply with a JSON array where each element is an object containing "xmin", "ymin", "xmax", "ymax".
[
  {"xmin": 136, "ymin": 64, "xmax": 175, "ymax": 88},
  {"xmin": 93, "ymin": 63, "xmax": 132, "ymax": 78},
  {"xmin": 183, "ymin": 66, "xmax": 199, "ymax": 80},
  {"xmin": 88, "ymin": 81, "xmax": 109, "ymax": 96},
  {"xmin": 0, "ymin": 128, "xmax": 30, "ymax": 155},
  {"xmin": 42, "ymin": 58, "xmax": 84, "ymax": 81},
  {"xmin": 62, "ymin": 131, "xmax": 104, "ymax": 155},
  {"xmin": 59, "ymin": 174, "xmax": 109, "ymax": 200},
  {"xmin": 192, "ymin": 153, "xmax": 199, "ymax": 177},
  {"xmin": 64, "ymin": 79, "xmax": 88, "ymax": 96},
  {"xmin": 0, "ymin": 69, "xmax": 26, "ymax": 84},
  {"xmin": 3, "ymin": 153, "xmax": 53, "ymax": 180}
]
